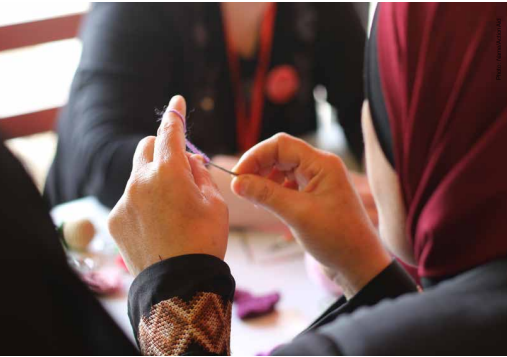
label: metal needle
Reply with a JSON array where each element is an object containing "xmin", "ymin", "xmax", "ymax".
[{"xmin": 206, "ymin": 161, "xmax": 239, "ymax": 176}]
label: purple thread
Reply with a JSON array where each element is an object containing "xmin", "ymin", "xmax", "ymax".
[
  {"xmin": 235, "ymin": 291, "xmax": 281, "ymax": 320},
  {"xmin": 168, "ymin": 109, "xmax": 211, "ymax": 163}
]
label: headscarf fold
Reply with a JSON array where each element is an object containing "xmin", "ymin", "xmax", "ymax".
[{"xmin": 367, "ymin": 3, "xmax": 507, "ymax": 278}]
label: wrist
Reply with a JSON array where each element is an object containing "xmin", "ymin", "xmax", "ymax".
[{"xmin": 329, "ymin": 235, "xmax": 392, "ymax": 299}]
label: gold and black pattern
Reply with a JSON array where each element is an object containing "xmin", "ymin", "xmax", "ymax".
[{"xmin": 138, "ymin": 292, "xmax": 232, "ymax": 356}]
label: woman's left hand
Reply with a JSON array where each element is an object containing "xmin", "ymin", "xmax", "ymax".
[{"xmin": 108, "ymin": 96, "xmax": 229, "ymax": 276}]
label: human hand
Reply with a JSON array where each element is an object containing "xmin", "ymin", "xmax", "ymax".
[
  {"xmin": 209, "ymin": 155, "xmax": 292, "ymax": 237},
  {"xmin": 230, "ymin": 133, "xmax": 391, "ymax": 298},
  {"xmin": 108, "ymin": 96, "xmax": 229, "ymax": 276}
]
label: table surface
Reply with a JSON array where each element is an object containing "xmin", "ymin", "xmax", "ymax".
[{"xmin": 51, "ymin": 197, "xmax": 337, "ymax": 355}]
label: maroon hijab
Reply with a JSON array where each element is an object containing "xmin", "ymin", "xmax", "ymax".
[{"xmin": 375, "ymin": 3, "xmax": 507, "ymax": 278}]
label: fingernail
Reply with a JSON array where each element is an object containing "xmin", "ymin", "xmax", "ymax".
[{"xmin": 192, "ymin": 154, "xmax": 205, "ymax": 164}]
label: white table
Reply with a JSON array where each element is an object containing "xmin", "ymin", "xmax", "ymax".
[{"xmin": 52, "ymin": 197, "xmax": 337, "ymax": 355}]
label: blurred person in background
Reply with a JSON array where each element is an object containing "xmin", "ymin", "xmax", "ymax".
[{"xmin": 44, "ymin": 3, "xmax": 376, "ymax": 230}]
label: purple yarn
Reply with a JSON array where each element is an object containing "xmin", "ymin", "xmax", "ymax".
[
  {"xmin": 234, "ymin": 288, "xmax": 254, "ymax": 303},
  {"xmin": 235, "ymin": 291, "xmax": 281, "ymax": 320},
  {"xmin": 168, "ymin": 109, "xmax": 211, "ymax": 163},
  {"xmin": 185, "ymin": 140, "xmax": 211, "ymax": 163}
]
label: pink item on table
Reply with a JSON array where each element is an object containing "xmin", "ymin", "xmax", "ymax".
[
  {"xmin": 304, "ymin": 253, "xmax": 343, "ymax": 296},
  {"xmin": 115, "ymin": 254, "xmax": 129, "ymax": 273},
  {"xmin": 234, "ymin": 288, "xmax": 254, "ymax": 303},
  {"xmin": 81, "ymin": 270, "xmax": 123, "ymax": 296},
  {"xmin": 235, "ymin": 289, "xmax": 281, "ymax": 320}
]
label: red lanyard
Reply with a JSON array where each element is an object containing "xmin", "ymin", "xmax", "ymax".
[{"xmin": 223, "ymin": 3, "xmax": 277, "ymax": 153}]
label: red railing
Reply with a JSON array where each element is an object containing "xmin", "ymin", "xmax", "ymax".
[{"xmin": 0, "ymin": 14, "xmax": 83, "ymax": 139}]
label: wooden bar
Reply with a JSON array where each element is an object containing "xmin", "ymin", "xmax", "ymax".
[
  {"xmin": 0, "ymin": 108, "xmax": 59, "ymax": 139},
  {"xmin": 0, "ymin": 14, "xmax": 82, "ymax": 52}
]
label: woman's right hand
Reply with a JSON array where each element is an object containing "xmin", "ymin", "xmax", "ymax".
[{"xmin": 231, "ymin": 133, "xmax": 391, "ymax": 298}]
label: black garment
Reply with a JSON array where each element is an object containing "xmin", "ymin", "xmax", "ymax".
[
  {"xmin": 364, "ymin": 8, "xmax": 394, "ymax": 167},
  {"xmin": 0, "ymin": 142, "xmax": 137, "ymax": 355},
  {"xmin": 127, "ymin": 255, "xmax": 416, "ymax": 355},
  {"xmin": 44, "ymin": 3, "xmax": 367, "ymax": 208},
  {"xmin": 275, "ymin": 258, "xmax": 507, "ymax": 355},
  {"xmin": 129, "ymin": 253, "xmax": 507, "ymax": 355}
]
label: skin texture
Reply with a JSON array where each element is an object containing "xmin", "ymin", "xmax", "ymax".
[
  {"xmin": 361, "ymin": 101, "xmax": 415, "ymax": 264},
  {"xmin": 108, "ymin": 96, "xmax": 229, "ymax": 276}
]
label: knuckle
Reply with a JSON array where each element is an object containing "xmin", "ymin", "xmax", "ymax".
[
  {"xmin": 139, "ymin": 135, "xmax": 155, "ymax": 148},
  {"xmin": 134, "ymin": 136, "xmax": 155, "ymax": 162},
  {"xmin": 107, "ymin": 206, "xmax": 121, "ymax": 238},
  {"xmin": 161, "ymin": 119, "xmax": 182, "ymax": 136},
  {"xmin": 322, "ymin": 151, "xmax": 346, "ymax": 170},
  {"xmin": 273, "ymin": 132, "xmax": 293, "ymax": 157},
  {"xmin": 155, "ymin": 160, "xmax": 171, "ymax": 176},
  {"xmin": 125, "ymin": 175, "xmax": 146, "ymax": 199},
  {"xmin": 255, "ymin": 183, "xmax": 274, "ymax": 203},
  {"xmin": 274, "ymin": 132, "xmax": 292, "ymax": 145}
]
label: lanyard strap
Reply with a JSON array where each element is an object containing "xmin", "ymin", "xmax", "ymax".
[{"xmin": 223, "ymin": 3, "xmax": 277, "ymax": 153}]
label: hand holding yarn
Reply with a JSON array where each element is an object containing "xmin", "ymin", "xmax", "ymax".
[
  {"xmin": 231, "ymin": 133, "xmax": 391, "ymax": 298},
  {"xmin": 108, "ymin": 95, "xmax": 229, "ymax": 276}
]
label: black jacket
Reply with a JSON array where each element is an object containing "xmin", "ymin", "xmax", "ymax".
[{"xmin": 44, "ymin": 3, "xmax": 367, "ymax": 208}]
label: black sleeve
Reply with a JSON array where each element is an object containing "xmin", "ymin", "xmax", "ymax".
[
  {"xmin": 128, "ymin": 254, "xmax": 236, "ymax": 356},
  {"xmin": 46, "ymin": 3, "xmax": 183, "ymax": 208},
  {"xmin": 314, "ymin": 4, "xmax": 367, "ymax": 162},
  {"xmin": 127, "ymin": 255, "xmax": 415, "ymax": 356},
  {"xmin": 272, "ymin": 261, "xmax": 418, "ymax": 355},
  {"xmin": 0, "ymin": 142, "xmax": 138, "ymax": 355}
]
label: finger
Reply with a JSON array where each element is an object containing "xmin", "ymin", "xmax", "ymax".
[
  {"xmin": 233, "ymin": 133, "xmax": 318, "ymax": 182},
  {"xmin": 283, "ymin": 179, "xmax": 299, "ymax": 190},
  {"xmin": 231, "ymin": 174, "xmax": 301, "ymax": 224},
  {"xmin": 267, "ymin": 167, "xmax": 286, "ymax": 184},
  {"xmin": 132, "ymin": 136, "xmax": 156, "ymax": 173},
  {"xmin": 188, "ymin": 154, "xmax": 217, "ymax": 191},
  {"xmin": 154, "ymin": 95, "xmax": 187, "ymax": 165}
]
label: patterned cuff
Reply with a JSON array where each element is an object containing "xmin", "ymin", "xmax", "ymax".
[{"xmin": 128, "ymin": 254, "xmax": 235, "ymax": 356}]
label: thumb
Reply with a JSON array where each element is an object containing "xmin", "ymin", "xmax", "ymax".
[{"xmin": 231, "ymin": 174, "xmax": 300, "ymax": 223}]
